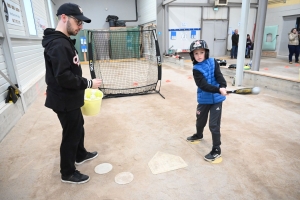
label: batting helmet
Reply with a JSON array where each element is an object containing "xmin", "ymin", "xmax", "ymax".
[{"xmin": 189, "ymin": 40, "xmax": 209, "ymax": 64}]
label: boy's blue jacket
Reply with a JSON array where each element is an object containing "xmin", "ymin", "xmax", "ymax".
[{"xmin": 193, "ymin": 58, "xmax": 226, "ymax": 104}]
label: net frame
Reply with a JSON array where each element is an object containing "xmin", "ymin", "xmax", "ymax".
[{"xmin": 88, "ymin": 28, "xmax": 163, "ymax": 99}]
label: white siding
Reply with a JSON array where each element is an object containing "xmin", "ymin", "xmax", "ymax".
[
  {"xmin": 137, "ymin": 0, "xmax": 156, "ymax": 25},
  {"xmin": 32, "ymin": 0, "xmax": 49, "ymax": 37},
  {"xmin": 0, "ymin": 44, "xmax": 10, "ymax": 109},
  {"xmin": 7, "ymin": 0, "xmax": 26, "ymax": 36},
  {"xmin": 11, "ymin": 39, "xmax": 45, "ymax": 91},
  {"xmin": 169, "ymin": 6, "xmax": 202, "ymax": 50}
]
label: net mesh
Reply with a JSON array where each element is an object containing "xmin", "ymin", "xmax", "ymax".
[{"xmin": 88, "ymin": 28, "xmax": 161, "ymax": 97}]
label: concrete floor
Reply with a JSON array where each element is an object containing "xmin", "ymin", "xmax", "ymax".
[{"xmin": 0, "ymin": 56, "xmax": 300, "ymax": 200}]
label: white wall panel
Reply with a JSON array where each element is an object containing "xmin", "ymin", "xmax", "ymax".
[
  {"xmin": 137, "ymin": 0, "xmax": 156, "ymax": 25},
  {"xmin": 31, "ymin": 0, "xmax": 49, "ymax": 37},
  {"xmin": 0, "ymin": 44, "xmax": 10, "ymax": 109},
  {"xmin": 6, "ymin": 0, "xmax": 26, "ymax": 36},
  {"xmin": 203, "ymin": 7, "xmax": 227, "ymax": 19},
  {"xmin": 11, "ymin": 40, "xmax": 45, "ymax": 91},
  {"xmin": 169, "ymin": 6, "xmax": 201, "ymax": 51}
]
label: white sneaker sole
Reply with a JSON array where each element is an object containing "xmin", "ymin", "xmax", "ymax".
[
  {"xmin": 75, "ymin": 153, "xmax": 98, "ymax": 165},
  {"xmin": 204, "ymin": 154, "xmax": 221, "ymax": 162},
  {"xmin": 61, "ymin": 176, "xmax": 90, "ymax": 184}
]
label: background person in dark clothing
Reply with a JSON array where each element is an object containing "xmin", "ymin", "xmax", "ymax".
[
  {"xmin": 42, "ymin": 3, "xmax": 102, "ymax": 184},
  {"xmin": 231, "ymin": 29, "xmax": 239, "ymax": 59},
  {"xmin": 245, "ymin": 34, "xmax": 253, "ymax": 58}
]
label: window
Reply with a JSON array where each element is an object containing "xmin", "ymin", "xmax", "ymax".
[
  {"xmin": 266, "ymin": 33, "xmax": 272, "ymax": 42},
  {"xmin": 23, "ymin": 0, "xmax": 36, "ymax": 35}
]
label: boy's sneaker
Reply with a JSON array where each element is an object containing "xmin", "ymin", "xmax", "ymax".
[
  {"xmin": 186, "ymin": 134, "xmax": 203, "ymax": 142},
  {"xmin": 75, "ymin": 151, "xmax": 98, "ymax": 165},
  {"xmin": 204, "ymin": 148, "xmax": 221, "ymax": 162},
  {"xmin": 61, "ymin": 170, "xmax": 90, "ymax": 184}
]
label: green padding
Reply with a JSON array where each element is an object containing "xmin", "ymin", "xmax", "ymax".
[{"xmin": 262, "ymin": 25, "xmax": 278, "ymax": 51}]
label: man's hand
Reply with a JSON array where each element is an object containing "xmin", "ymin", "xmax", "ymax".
[{"xmin": 92, "ymin": 79, "xmax": 102, "ymax": 89}]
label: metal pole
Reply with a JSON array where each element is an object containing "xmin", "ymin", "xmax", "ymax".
[
  {"xmin": 252, "ymin": 0, "xmax": 268, "ymax": 71},
  {"xmin": 235, "ymin": 0, "xmax": 250, "ymax": 86},
  {"xmin": 164, "ymin": 4, "xmax": 169, "ymax": 55}
]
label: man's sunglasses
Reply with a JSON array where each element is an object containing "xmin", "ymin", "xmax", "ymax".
[{"xmin": 68, "ymin": 15, "xmax": 84, "ymax": 26}]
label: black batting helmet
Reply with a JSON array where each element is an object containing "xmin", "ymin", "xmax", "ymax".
[{"xmin": 189, "ymin": 40, "xmax": 209, "ymax": 64}]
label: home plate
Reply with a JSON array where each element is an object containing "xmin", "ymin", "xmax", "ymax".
[
  {"xmin": 115, "ymin": 172, "xmax": 134, "ymax": 185},
  {"xmin": 94, "ymin": 163, "xmax": 113, "ymax": 174},
  {"xmin": 148, "ymin": 151, "xmax": 188, "ymax": 175}
]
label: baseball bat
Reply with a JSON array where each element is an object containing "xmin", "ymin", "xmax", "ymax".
[{"xmin": 227, "ymin": 87, "xmax": 260, "ymax": 95}]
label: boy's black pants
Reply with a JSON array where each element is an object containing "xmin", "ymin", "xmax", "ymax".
[
  {"xmin": 196, "ymin": 102, "xmax": 222, "ymax": 149},
  {"xmin": 53, "ymin": 108, "xmax": 87, "ymax": 177}
]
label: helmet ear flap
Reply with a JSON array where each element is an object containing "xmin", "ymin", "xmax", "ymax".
[
  {"xmin": 189, "ymin": 52, "xmax": 194, "ymax": 62},
  {"xmin": 205, "ymin": 49, "xmax": 209, "ymax": 59}
]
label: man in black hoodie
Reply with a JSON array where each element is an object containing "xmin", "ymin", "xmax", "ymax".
[{"xmin": 42, "ymin": 3, "xmax": 102, "ymax": 184}]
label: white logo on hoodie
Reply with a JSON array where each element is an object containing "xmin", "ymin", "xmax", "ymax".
[{"xmin": 73, "ymin": 51, "xmax": 80, "ymax": 66}]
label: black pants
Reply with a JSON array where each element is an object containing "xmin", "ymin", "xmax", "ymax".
[
  {"xmin": 288, "ymin": 45, "xmax": 299, "ymax": 62},
  {"xmin": 53, "ymin": 108, "xmax": 87, "ymax": 176},
  {"xmin": 196, "ymin": 102, "xmax": 222, "ymax": 149}
]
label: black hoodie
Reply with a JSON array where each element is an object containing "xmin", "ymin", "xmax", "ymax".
[{"xmin": 42, "ymin": 28, "xmax": 92, "ymax": 112}]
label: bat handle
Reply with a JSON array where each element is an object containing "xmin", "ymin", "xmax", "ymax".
[{"xmin": 226, "ymin": 90, "xmax": 234, "ymax": 94}]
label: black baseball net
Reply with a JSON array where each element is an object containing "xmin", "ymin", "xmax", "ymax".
[{"xmin": 87, "ymin": 28, "xmax": 163, "ymax": 99}]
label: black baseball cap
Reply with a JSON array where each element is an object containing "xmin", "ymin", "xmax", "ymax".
[{"xmin": 56, "ymin": 3, "xmax": 91, "ymax": 23}]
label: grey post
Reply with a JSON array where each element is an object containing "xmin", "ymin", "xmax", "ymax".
[
  {"xmin": 252, "ymin": 0, "xmax": 268, "ymax": 71},
  {"xmin": 235, "ymin": 0, "xmax": 250, "ymax": 86}
]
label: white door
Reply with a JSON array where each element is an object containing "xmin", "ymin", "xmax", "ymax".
[{"xmin": 202, "ymin": 20, "xmax": 228, "ymax": 57}]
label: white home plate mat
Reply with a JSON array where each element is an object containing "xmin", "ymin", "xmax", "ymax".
[
  {"xmin": 115, "ymin": 172, "xmax": 134, "ymax": 185},
  {"xmin": 94, "ymin": 163, "xmax": 113, "ymax": 174},
  {"xmin": 148, "ymin": 151, "xmax": 188, "ymax": 175}
]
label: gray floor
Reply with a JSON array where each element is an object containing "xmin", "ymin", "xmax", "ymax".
[{"xmin": 0, "ymin": 56, "xmax": 299, "ymax": 200}]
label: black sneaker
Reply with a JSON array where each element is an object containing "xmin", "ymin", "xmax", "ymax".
[
  {"xmin": 186, "ymin": 134, "xmax": 203, "ymax": 142},
  {"xmin": 61, "ymin": 170, "xmax": 90, "ymax": 184},
  {"xmin": 204, "ymin": 148, "xmax": 221, "ymax": 162},
  {"xmin": 75, "ymin": 151, "xmax": 98, "ymax": 165}
]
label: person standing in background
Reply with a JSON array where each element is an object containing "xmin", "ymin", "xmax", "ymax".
[
  {"xmin": 245, "ymin": 34, "xmax": 252, "ymax": 58},
  {"xmin": 231, "ymin": 29, "xmax": 239, "ymax": 59},
  {"xmin": 288, "ymin": 28, "xmax": 299, "ymax": 64},
  {"xmin": 42, "ymin": 3, "xmax": 102, "ymax": 184}
]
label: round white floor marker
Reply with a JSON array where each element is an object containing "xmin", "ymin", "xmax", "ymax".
[
  {"xmin": 94, "ymin": 163, "xmax": 113, "ymax": 174},
  {"xmin": 115, "ymin": 172, "xmax": 134, "ymax": 185}
]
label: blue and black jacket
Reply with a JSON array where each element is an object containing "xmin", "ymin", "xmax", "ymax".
[{"xmin": 193, "ymin": 58, "xmax": 227, "ymax": 104}]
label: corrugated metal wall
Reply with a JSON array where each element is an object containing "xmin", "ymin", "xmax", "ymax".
[
  {"xmin": 137, "ymin": 0, "xmax": 156, "ymax": 25},
  {"xmin": 31, "ymin": 0, "xmax": 49, "ymax": 37},
  {"xmin": 0, "ymin": 43, "xmax": 9, "ymax": 109},
  {"xmin": 9, "ymin": 0, "xmax": 46, "ymax": 91},
  {"xmin": 11, "ymin": 39, "xmax": 45, "ymax": 91},
  {"xmin": 6, "ymin": 0, "xmax": 26, "ymax": 36}
]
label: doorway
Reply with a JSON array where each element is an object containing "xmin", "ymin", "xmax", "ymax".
[
  {"xmin": 202, "ymin": 20, "xmax": 228, "ymax": 57},
  {"xmin": 279, "ymin": 15, "xmax": 300, "ymax": 56}
]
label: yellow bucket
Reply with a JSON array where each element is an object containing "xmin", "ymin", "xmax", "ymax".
[{"xmin": 81, "ymin": 89, "xmax": 103, "ymax": 116}]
